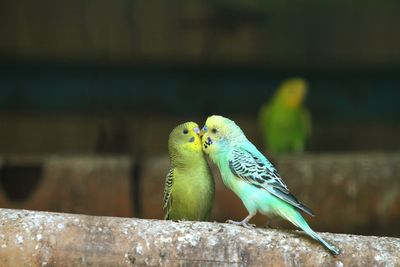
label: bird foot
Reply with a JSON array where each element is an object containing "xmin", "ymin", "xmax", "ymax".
[{"xmin": 226, "ymin": 219, "xmax": 256, "ymax": 229}]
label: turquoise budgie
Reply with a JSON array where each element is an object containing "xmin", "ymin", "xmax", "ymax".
[
  {"xmin": 163, "ymin": 122, "xmax": 215, "ymax": 221},
  {"xmin": 201, "ymin": 115, "xmax": 339, "ymax": 255},
  {"xmin": 259, "ymin": 78, "xmax": 311, "ymax": 154}
]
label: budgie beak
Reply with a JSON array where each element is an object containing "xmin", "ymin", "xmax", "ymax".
[{"xmin": 193, "ymin": 127, "xmax": 201, "ymax": 135}]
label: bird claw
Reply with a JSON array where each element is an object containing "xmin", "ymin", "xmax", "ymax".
[{"xmin": 226, "ymin": 219, "xmax": 256, "ymax": 229}]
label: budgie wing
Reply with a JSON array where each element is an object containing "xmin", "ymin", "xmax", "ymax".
[
  {"xmin": 163, "ymin": 169, "xmax": 174, "ymax": 219},
  {"xmin": 228, "ymin": 148, "xmax": 315, "ymax": 216}
]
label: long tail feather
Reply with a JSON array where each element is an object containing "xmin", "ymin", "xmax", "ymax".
[{"xmin": 278, "ymin": 208, "xmax": 340, "ymax": 255}]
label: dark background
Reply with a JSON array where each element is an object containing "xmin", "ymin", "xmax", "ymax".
[{"xmin": 1, "ymin": 1, "xmax": 400, "ymax": 153}]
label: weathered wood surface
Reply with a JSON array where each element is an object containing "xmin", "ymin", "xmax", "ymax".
[
  {"xmin": 0, "ymin": 208, "xmax": 399, "ymax": 267},
  {"xmin": 0, "ymin": 156, "xmax": 134, "ymax": 217},
  {"xmin": 142, "ymin": 153, "xmax": 400, "ymax": 237},
  {"xmin": 1, "ymin": 153, "xmax": 400, "ymax": 237}
]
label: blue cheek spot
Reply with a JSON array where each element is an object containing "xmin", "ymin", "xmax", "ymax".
[{"xmin": 189, "ymin": 137, "xmax": 195, "ymax": 143}]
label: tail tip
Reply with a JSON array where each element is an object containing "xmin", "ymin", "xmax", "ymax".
[{"xmin": 330, "ymin": 246, "xmax": 340, "ymax": 255}]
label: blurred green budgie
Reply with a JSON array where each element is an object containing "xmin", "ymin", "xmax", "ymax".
[
  {"xmin": 201, "ymin": 115, "xmax": 339, "ymax": 255},
  {"xmin": 163, "ymin": 122, "xmax": 215, "ymax": 221},
  {"xmin": 259, "ymin": 78, "xmax": 311, "ymax": 154}
]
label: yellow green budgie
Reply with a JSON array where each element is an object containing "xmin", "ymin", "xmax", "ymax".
[
  {"xmin": 259, "ymin": 78, "xmax": 311, "ymax": 154},
  {"xmin": 163, "ymin": 122, "xmax": 215, "ymax": 221},
  {"xmin": 201, "ymin": 115, "xmax": 339, "ymax": 255}
]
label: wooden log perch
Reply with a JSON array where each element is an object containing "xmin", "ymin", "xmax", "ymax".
[{"xmin": 0, "ymin": 209, "xmax": 399, "ymax": 267}]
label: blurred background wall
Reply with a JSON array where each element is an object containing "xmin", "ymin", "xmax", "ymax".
[
  {"xmin": 0, "ymin": 0, "xmax": 400, "ymax": 237},
  {"xmin": 1, "ymin": 0, "xmax": 400, "ymax": 154}
]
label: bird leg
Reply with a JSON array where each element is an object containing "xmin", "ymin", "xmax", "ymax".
[{"xmin": 226, "ymin": 213, "xmax": 256, "ymax": 229}]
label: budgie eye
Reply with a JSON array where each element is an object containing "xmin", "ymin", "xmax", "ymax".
[
  {"xmin": 211, "ymin": 128, "xmax": 218, "ymax": 134},
  {"xmin": 183, "ymin": 129, "xmax": 189, "ymax": 134}
]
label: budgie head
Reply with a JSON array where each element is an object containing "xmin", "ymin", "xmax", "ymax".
[
  {"xmin": 201, "ymin": 115, "xmax": 246, "ymax": 156},
  {"xmin": 274, "ymin": 78, "xmax": 308, "ymax": 107},
  {"xmin": 168, "ymin": 122, "xmax": 202, "ymax": 159}
]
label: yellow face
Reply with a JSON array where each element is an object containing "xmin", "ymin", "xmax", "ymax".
[
  {"xmin": 278, "ymin": 78, "xmax": 308, "ymax": 107},
  {"xmin": 200, "ymin": 115, "xmax": 228, "ymax": 156},
  {"xmin": 169, "ymin": 121, "xmax": 202, "ymax": 153}
]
